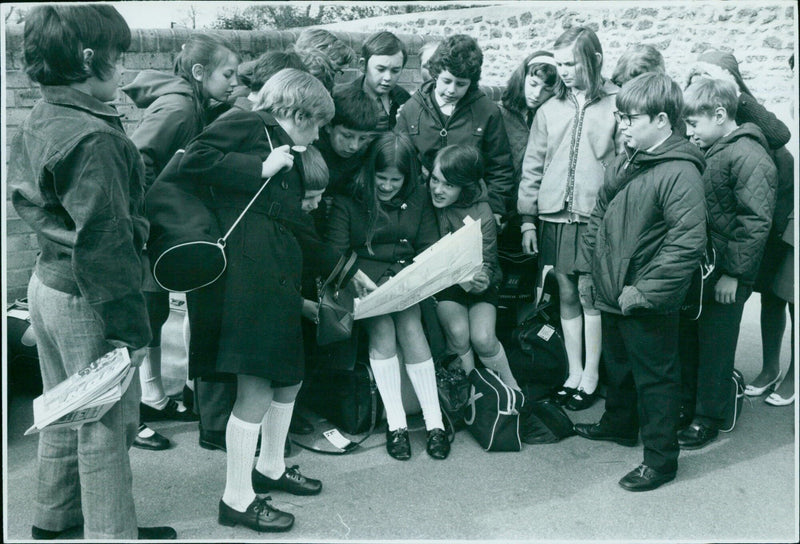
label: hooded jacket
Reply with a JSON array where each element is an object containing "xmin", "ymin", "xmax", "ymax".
[
  {"xmin": 396, "ymin": 80, "xmax": 515, "ymax": 217},
  {"xmin": 517, "ymin": 81, "xmax": 624, "ymax": 221},
  {"xmin": 576, "ymin": 133, "xmax": 707, "ymax": 315},
  {"xmin": 433, "ymin": 180, "xmax": 502, "ymax": 287},
  {"xmin": 122, "ymin": 70, "xmax": 217, "ymax": 188},
  {"xmin": 702, "ymin": 123, "xmax": 777, "ymax": 285}
]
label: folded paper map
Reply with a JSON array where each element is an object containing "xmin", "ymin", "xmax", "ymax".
[{"xmin": 353, "ymin": 217, "xmax": 483, "ymax": 320}]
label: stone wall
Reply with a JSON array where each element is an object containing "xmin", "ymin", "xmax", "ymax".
[
  {"xmin": 323, "ymin": 2, "xmax": 797, "ymax": 108},
  {"xmin": 3, "ymin": 27, "xmax": 432, "ymax": 301}
]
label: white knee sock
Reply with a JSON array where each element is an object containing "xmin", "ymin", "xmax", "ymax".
[
  {"xmin": 458, "ymin": 348, "xmax": 476, "ymax": 374},
  {"xmin": 221, "ymin": 414, "xmax": 260, "ymax": 512},
  {"xmin": 579, "ymin": 313, "xmax": 601, "ymax": 394},
  {"xmin": 480, "ymin": 344, "xmax": 520, "ymax": 390},
  {"xmin": 255, "ymin": 400, "xmax": 294, "ymax": 480},
  {"xmin": 405, "ymin": 359, "xmax": 444, "ymax": 431},
  {"xmin": 370, "ymin": 355, "xmax": 407, "ymax": 431},
  {"xmin": 561, "ymin": 315, "xmax": 584, "ymax": 389},
  {"xmin": 139, "ymin": 347, "xmax": 168, "ymax": 409}
]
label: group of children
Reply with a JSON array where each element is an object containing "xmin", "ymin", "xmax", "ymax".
[{"xmin": 8, "ymin": 4, "xmax": 794, "ymax": 538}]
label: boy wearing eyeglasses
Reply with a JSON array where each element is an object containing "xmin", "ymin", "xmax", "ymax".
[
  {"xmin": 573, "ymin": 73, "xmax": 708, "ymax": 492},
  {"xmin": 677, "ymin": 77, "xmax": 777, "ymax": 450}
]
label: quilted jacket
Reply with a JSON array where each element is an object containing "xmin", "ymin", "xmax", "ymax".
[
  {"xmin": 396, "ymin": 80, "xmax": 515, "ymax": 217},
  {"xmin": 576, "ymin": 133, "xmax": 707, "ymax": 315},
  {"xmin": 702, "ymin": 123, "xmax": 778, "ymax": 285}
]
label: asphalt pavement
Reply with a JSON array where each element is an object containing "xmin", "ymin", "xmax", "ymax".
[{"xmin": 3, "ymin": 293, "xmax": 797, "ymax": 543}]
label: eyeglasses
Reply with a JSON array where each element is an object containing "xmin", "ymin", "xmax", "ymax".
[{"xmin": 613, "ymin": 111, "xmax": 649, "ymax": 126}]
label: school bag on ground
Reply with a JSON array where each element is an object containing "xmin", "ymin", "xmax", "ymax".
[
  {"xmin": 720, "ymin": 369, "xmax": 746, "ymax": 433},
  {"xmin": 518, "ymin": 396, "xmax": 576, "ymax": 444},
  {"xmin": 464, "ymin": 368, "xmax": 525, "ymax": 452}
]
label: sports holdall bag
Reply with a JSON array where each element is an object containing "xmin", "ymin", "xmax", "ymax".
[
  {"xmin": 720, "ymin": 368, "xmax": 746, "ymax": 433},
  {"xmin": 464, "ymin": 368, "xmax": 525, "ymax": 452}
]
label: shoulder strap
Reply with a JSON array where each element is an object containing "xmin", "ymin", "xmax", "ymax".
[{"xmin": 218, "ymin": 127, "xmax": 274, "ymax": 245}]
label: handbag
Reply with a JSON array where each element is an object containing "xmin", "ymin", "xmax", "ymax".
[
  {"xmin": 316, "ymin": 252, "xmax": 358, "ymax": 345},
  {"xmin": 435, "ymin": 355, "xmax": 470, "ymax": 437},
  {"xmin": 146, "ymin": 128, "xmax": 277, "ymax": 293}
]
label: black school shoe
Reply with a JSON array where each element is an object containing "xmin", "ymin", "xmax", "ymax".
[
  {"xmin": 677, "ymin": 422, "xmax": 719, "ymax": 450},
  {"xmin": 551, "ymin": 386, "xmax": 578, "ymax": 406},
  {"xmin": 252, "ymin": 465, "xmax": 322, "ymax": 495},
  {"xmin": 218, "ymin": 497, "xmax": 294, "ymax": 532},
  {"xmin": 32, "ymin": 525, "xmax": 177, "ymax": 540},
  {"xmin": 386, "ymin": 428, "xmax": 411, "ymax": 460},
  {"xmin": 133, "ymin": 423, "xmax": 171, "ymax": 450},
  {"xmin": 618, "ymin": 464, "xmax": 676, "ymax": 492},
  {"xmin": 140, "ymin": 398, "xmax": 198, "ymax": 422},
  {"xmin": 565, "ymin": 388, "xmax": 599, "ymax": 411},
  {"xmin": 573, "ymin": 422, "xmax": 638, "ymax": 447},
  {"xmin": 426, "ymin": 428, "xmax": 450, "ymax": 459}
]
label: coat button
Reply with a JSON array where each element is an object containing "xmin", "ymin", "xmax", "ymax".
[
  {"xmin": 281, "ymin": 181, "xmax": 288, "ymax": 190},
  {"xmin": 400, "ymin": 238, "xmax": 408, "ymax": 243},
  {"xmin": 398, "ymin": 260, "xmax": 406, "ymax": 265},
  {"xmin": 280, "ymin": 278, "xmax": 287, "ymax": 286},
  {"xmin": 278, "ymin": 225, "xmax": 286, "ymax": 233}
]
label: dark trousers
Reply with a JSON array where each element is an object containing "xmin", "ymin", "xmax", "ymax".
[
  {"xmin": 195, "ymin": 376, "xmax": 236, "ymax": 432},
  {"xmin": 679, "ymin": 285, "xmax": 751, "ymax": 428},
  {"xmin": 599, "ymin": 311, "xmax": 681, "ymax": 474}
]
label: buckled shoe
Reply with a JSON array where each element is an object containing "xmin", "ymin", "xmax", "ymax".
[
  {"xmin": 551, "ymin": 386, "xmax": 577, "ymax": 406},
  {"xmin": 677, "ymin": 422, "xmax": 718, "ymax": 450},
  {"xmin": 618, "ymin": 464, "xmax": 676, "ymax": 492},
  {"xmin": 426, "ymin": 428, "xmax": 450, "ymax": 460},
  {"xmin": 386, "ymin": 428, "xmax": 411, "ymax": 460},
  {"xmin": 252, "ymin": 465, "xmax": 322, "ymax": 496},
  {"xmin": 573, "ymin": 422, "xmax": 637, "ymax": 447},
  {"xmin": 218, "ymin": 497, "xmax": 294, "ymax": 532},
  {"xmin": 565, "ymin": 388, "xmax": 598, "ymax": 411}
]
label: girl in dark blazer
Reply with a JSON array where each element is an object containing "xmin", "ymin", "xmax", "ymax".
[
  {"xmin": 325, "ymin": 132, "xmax": 450, "ymax": 461},
  {"xmin": 178, "ymin": 69, "xmax": 375, "ymax": 533}
]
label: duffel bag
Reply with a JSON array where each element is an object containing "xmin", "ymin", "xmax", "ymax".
[{"xmin": 465, "ymin": 368, "xmax": 525, "ymax": 451}]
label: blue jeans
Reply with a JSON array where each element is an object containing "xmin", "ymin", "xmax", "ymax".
[{"xmin": 28, "ymin": 273, "xmax": 140, "ymax": 539}]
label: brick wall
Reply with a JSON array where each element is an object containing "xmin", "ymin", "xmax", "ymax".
[{"xmin": 3, "ymin": 28, "xmax": 434, "ymax": 301}]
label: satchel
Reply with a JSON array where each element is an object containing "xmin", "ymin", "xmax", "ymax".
[
  {"xmin": 435, "ymin": 355, "xmax": 470, "ymax": 437},
  {"xmin": 147, "ymin": 128, "xmax": 277, "ymax": 293},
  {"xmin": 681, "ymin": 226, "xmax": 716, "ymax": 321},
  {"xmin": 464, "ymin": 368, "xmax": 525, "ymax": 452},
  {"xmin": 719, "ymin": 368, "xmax": 746, "ymax": 433},
  {"xmin": 316, "ymin": 252, "xmax": 358, "ymax": 346}
]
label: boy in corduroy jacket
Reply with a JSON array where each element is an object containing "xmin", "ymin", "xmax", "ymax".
[
  {"xmin": 573, "ymin": 73, "xmax": 707, "ymax": 492},
  {"xmin": 677, "ymin": 77, "xmax": 777, "ymax": 451}
]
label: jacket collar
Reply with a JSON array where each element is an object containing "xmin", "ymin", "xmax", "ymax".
[
  {"xmin": 350, "ymin": 74, "xmax": 407, "ymax": 104},
  {"xmin": 40, "ymin": 85, "xmax": 123, "ymax": 119}
]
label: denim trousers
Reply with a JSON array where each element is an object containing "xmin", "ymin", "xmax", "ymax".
[
  {"xmin": 599, "ymin": 311, "xmax": 681, "ymax": 474},
  {"xmin": 28, "ymin": 273, "xmax": 140, "ymax": 539}
]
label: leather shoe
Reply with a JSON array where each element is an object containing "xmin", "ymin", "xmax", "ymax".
[
  {"xmin": 551, "ymin": 386, "xmax": 577, "ymax": 406},
  {"xmin": 386, "ymin": 428, "xmax": 411, "ymax": 460},
  {"xmin": 199, "ymin": 426, "xmax": 261, "ymax": 456},
  {"xmin": 141, "ymin": 398, "xmax": 198, "ymax": 422},
  {"xmin": 252, "ymin": 465, "xmax": 322, "ymax": 495},
  {"xmin": 573, "ymin": 422, "xmax": 637, "ymax": 447},
  {"xmin": 426, "ymin": 428, "xmax": 450, "ymax": 459},
  {"xmin": 289, "ymin": 412, "xmax": 314, "ymax": 435},
  {"xmin": 618, "ymin": 464, "xmax": 676, "ymax": 491},
  {"xmin": 677, "ymin": 422, "xmax": 718, "ymax": 450},
  {"xmin": 32, "ymin": 525, "xmax": 177, "ymax": 539},
  {"xmin": 133, "ymin": 423, "xmax": 171, "ymax": 450},
  {"xmin": 218, "ymin": 497, "xmax": 294, "ymax": 532},
  {"xmin": 565, "ymin": 388, "xmax": 598, "ymax": 411}
]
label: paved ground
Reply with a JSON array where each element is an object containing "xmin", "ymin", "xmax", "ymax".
[{"xmin": 3, "ymin": 293, "xmax": 797, "ymax": 543}]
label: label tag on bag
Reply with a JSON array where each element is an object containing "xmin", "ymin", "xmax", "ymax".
[
  {"xmin": 537, "ymin": 324, "xmax": 555, "ymax": 341},
  {"xmin": 323, "ymin": 428, "xmax": 354, "ymax": 450}
]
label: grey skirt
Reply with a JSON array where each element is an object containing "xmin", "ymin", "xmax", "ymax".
[{"xmin": 538, "ymin": 220, "xmax": 588, "ymax": 276}]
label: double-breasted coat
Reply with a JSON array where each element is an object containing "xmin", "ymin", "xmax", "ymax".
[{"xmin": 179, "ymin": 109, "xmax": 345, "ymax": 383}]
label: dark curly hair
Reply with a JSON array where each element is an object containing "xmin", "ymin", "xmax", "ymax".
[{"xmin": 427, "ymin": 34, "xmax": 483, "ymax": 90}]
